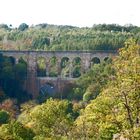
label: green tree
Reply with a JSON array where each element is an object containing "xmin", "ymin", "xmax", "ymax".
[
  {"xmin": 18, "ymin": 99, "xmax": 75, "ymax": 139},
  {"xmin": 0, "ymin": 110, "xmax": 10, "ymax": 125},
  {"xmin": 0, "ymin": 55, "xmax": 29, "ymax": 103},
  {"xmin": 0, "ymin": 24, "xmax": 9, "ymax": 30},
  {"xmin": 0, "ymin": 121, "xmax": 35, "ymax": 140},
  {"xmin": 74, "ymin": 60, "xmax": 114, "ymax": 101},
  {"xmin": 73, "ymin": 39, "xmax": 140, "ymax": 139},
  {"xmin": 18, "ymin": 23, "xmax": 29, "ymax": 31}
]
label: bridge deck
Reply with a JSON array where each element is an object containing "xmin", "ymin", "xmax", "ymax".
[{"xmin": 0, "ymin": 50, "xmax": 117, "ymax": 53}]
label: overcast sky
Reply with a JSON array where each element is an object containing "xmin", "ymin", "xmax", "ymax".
[{"xmin": 0, "ymin": 0, "xmax": 140, "ymax": 27}]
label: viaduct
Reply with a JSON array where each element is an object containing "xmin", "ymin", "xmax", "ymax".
[{"xmin": 0, "ymin": 50, "xmax": 117, "ymax": 98}]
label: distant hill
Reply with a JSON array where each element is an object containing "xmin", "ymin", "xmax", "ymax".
[{"xmin": 0, "ymin": 23, "xmax": 140, "ymax": 51}]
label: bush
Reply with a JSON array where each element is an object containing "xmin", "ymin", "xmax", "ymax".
[{"xmin": 0, "ymin": 110, "xmax": 10, "ymax": 125}]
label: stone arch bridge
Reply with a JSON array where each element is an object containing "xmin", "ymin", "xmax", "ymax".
[{"xmin": 0, "ymin": 50, "xmax": 117, "ymax": 98}]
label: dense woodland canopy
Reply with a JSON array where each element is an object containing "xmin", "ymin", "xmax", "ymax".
[
  {"xmin": 0, "ymin": 23, "xmax": 140, "ymax": 51},
  {"xmin": 0, "ymin": 23, "xmax": 140, "ymax": 139}
]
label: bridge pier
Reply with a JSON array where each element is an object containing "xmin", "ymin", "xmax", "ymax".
[
  {"xmin": 26, "ymin": 55, "xmax": 38, "ymax": 98},
  {"xmin": 57, "ymin": 58, "xmax": 62, "ymax": 76}
]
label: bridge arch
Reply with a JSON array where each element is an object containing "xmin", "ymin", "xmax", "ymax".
[
  {"xmin": 9, "ymin": 56, "xmax": 16, "ymax": 65},
  {"xmin": 39, "ymin": 82, "xmax": 56, "ymax": 96},
  {"xmin": 72, "ymin": 57, "xmax": 82, "ymax": 78},
  {"xmin": 18, "ymin": 56, "xmax": 27, "ymax": 64},
  {"xmin": 72, "ymin": 57, "xmax": 81, "ymax": 65},
  {"xmin": 49, "ymin": 56, "xmax": 58, "ymax": 77},
  {"xmin": 104, "ymin": 57, "xmax": 109, "ymax": 61},
  {"xmin": 12, "ymin": 56, "xmax": 19, "ymax": 64},
  {"xmin": 37, "ymin": 56, "xmax": 47, "ymax": 77},
  {"xmin": 60, "ymin": 57, "xmax": 70, "ymax": 77},
  {"xmin": 103, "ymin": 57, "xmax": 112, "ymax": 63},
  {"xmin": 91, "ymin": 57, "xmax": 100, "ymax": 65},
  {"xmin": 61, "ymin": 57, "xmax": 69, "ymax": 68}
]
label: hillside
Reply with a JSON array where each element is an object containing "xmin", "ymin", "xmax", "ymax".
[{"xmin": 0, "ymin": 23, "xmax": 140, "ymax": 51}]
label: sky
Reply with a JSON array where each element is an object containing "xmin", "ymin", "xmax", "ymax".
[{"xmin": 0, "ymin": 0, "xmax": 140, "ymax": 27}]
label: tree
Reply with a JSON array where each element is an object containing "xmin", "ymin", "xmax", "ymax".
[
  {"xmin": 74, "ymin": 60, "xmax": 114, "ymax": 101},
  {"xmin": 18, "ymin": 23, "xmax": 29, "ymax": 31},
  {"xmin": 73, "ymin": 39, "xmax": 140, "ymax": 139},
  {"xmin": 0, "ymin": 121, "xmax": 35, "ymax": 140},
  {"xmin": 18, "ymin": 99, "xmax": 75, "ymax": 139},
  {"xmin": 0, "ymin": 110, "xmax": 10, "ymax": 125},
  {"xmin": 0, "ymin": 99, "xmax": 19, "ymax": 119},
  {"xmin": 0, "ymin": 55, "xmax": 30, "ymax": 103},
  {"xmin": 0, "ymin": 24, "xmax": 9, "ymax": 30}
]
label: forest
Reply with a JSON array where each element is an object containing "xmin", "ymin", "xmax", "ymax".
[
  {"xmin": 0, "ymin": 23, "xmax": 140, "ymax": 140},
  {"xmin": 0, "ymin": 23, "xmax": 140, "ymax": 51}
]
